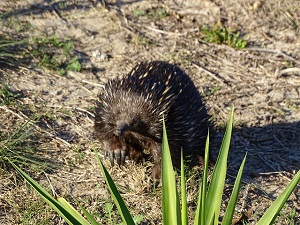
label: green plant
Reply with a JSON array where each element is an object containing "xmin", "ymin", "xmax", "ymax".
[
  {"xmin": 0, "ymin": 119, "xmax": 57, "ymax": 172},
  {"xmin": 0, "ymin": 34, "xmax": 26, "ymax": 67},
  {"xmin": 132, "ymin": 34, "xmax": 155, "ymax": 47},
  {"xmin": 96, "ymin": 201, "xmax": 144, "ymax": 225},
  {"xmin": 284, "ymin": 11, "xmax": 298, "ymax": 31},
  {"xmin": 67, "ymin": 144, "xmax": 86, "ymax": 166},
  {"xmin": 11, "ymin": 186, "xmax": 54, "ymax": 225},
  {"xmin": 133, "ymin": 7, "xmax": 168, "ymax": 20},
  {"xmin": 28, "ymin": 36, "xmax": 81, "ymax": 75},
  {"xmin": 133, "ymin": 9, "xmax": 147, "ymax": 17},
  {"xmin": 0, "ymin": 82, "xmax": 20, "ymax": 106},
  {"xmin": 202, "ymin": 25, "xmax": 248, "ymax": 49},
  {"xmin": 9, "ymin": 109, "xmax": 300, "ymax": 224}
]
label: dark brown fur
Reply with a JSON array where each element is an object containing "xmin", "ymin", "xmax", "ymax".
[{"xmin": 94, "ymin": 61, "xmax": 210, "ymax": 179}]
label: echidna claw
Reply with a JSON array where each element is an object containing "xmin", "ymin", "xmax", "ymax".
[
  {"xmin": 105, "ymin": 149, "xmax": 127, "ymax": 167},
  {"xmin": 115, "ymin": 151, "xmax": 121, "ymax": 166},
  {"xmin": 109, "ymin": 151, "xmax": 114, "ymax": 167},
  {"xmin": 121, "ymin": 150, "xmax": 126, "ymax": 166}
]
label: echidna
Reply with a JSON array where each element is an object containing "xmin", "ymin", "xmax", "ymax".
[{"xmin": 94, "ymin": 61, "xmax": 210, "ymax": 179}]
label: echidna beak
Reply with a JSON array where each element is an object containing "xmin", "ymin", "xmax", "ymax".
[{"xmin": 114, "ymin": 121, "xmax": 130, "ymax": 136}]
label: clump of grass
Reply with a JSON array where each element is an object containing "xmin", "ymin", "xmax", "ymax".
[
  {"xmin": 133, "ymin": 7, "xmax": 168, "ymax": 20},
  {"xmin": 0, "ymin": 34, "xmax": 26, "ymax": 67},
  {"xmin": 0, "ymin": 82, "xmax": 21, "ymax": 106},
  {"xmin": 28, "ymin": 35, "xmax": 81, "ymax": 75},
  {"xmin": 10, "ymin": 187, "xmax": 55, "ymax": 224},
  {"xmin": 0, "ymin": 34, "xmax": 81, "ymax": 74},
  {"xmin": 132, "ymin": 34, "xmax": 158, "ymax": 48},
  {"xmin": 132, "ymin": 34, "xmax": 152, "ymax": 47},
  {"xmin": 202, "ymin": 25, "xmax": 248, "ymax": 49},
  {"xmin": 284, "ymin": 11, "xmax": 299, "ymax": 31},
  {"xmin": 93, "ymin": 201, "xmax": 144, "ymax": 224},
  {"xmin": 0, "ymin": 119, "xmax": 56, "ymax": 173},
  {"xmin": 1, "ymin": 16, "xmax": 33, "ymax": 33}
]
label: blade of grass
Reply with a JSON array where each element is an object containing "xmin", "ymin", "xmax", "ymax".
[
  {"xmin": 221, "ymin": 153, "xmax": 247, "ymax": 225},
  {"xmin": 8, "ymin": 159, "xmax": 90, "ymax": 225},
  {"xmin": 58, "ymin": 198, "xmax": 94, "ymax": 225},
  {"xmin": 194, "ymin": 130, "xmax": 210, "ymax": 225},
  {"xmin": 94, "ymin": 149, "xmax": 135, "ymax": 225},
  {"xmin": 79, "ymin": 204, "xmax": 100, "ymax": 225},
  {"xmin": 257, "ymin": 169, "xmax": 300, "ymax": 225},
  {"xmin": 162, "ymin": 117, "xmax": 181, "ymax": 225},
  {"xmin": 181, "ymin": 150, "xmax": 188, "ymax": 225},
  {"xmin": 205, "ymin": 107, "xmax": 234, "ymax": 224}
]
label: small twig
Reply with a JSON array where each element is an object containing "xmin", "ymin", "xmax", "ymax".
[
  {"xmin": 74, "ymin": 107, "xmax": 95, "ymax": 118},
  {"xmin": 279, "ymin": 67, "xmax": 300, "ymax": 76},
  {"xmin": 176, "ymin": 9, "xmax": 210, "ymax": 16},
  {"xmin": 258, "ymin": 171, "xmax": 285, "ymax": 175},
  {"xmin": 68, "ymin": 106, "xmax": 95, "ymax": 118},
  {"xmin": 257, "ymin": 155, "xmax": 278, "ymax": 172},
  {"xmin": 144, "ymin": 25, "xmax": 187, "ymax": 36},
  {"xmin": 44, "ymin": 172, "xmax": 57, "ymax": 197},
  {"xmin": 82, "ymin": 79, "xmax": 105, "ymax": 88},
  {"xmin": 258, "ymin": 171, "xmax": 293, "ymax": 183},
  {"xmin": 192, "ymin": 63, "xmax": 231, "ymax": 86},
  {"xmin": 248, "ymin": 47, "xmax": 300, "ymax": 65},
  {"xmin": 48, "ymin": 3, "xmax": 69, "ymax": 24}
]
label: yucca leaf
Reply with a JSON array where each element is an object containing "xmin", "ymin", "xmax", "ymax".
[
  {"xmin": 58, "ymin": 198, "xmax": 92, "ymax": 224},
  {"xmin": 221, "ymin": 153, "xmax": 247, "ymax": 225},
  {"xmin": 94, "ymin": 150, "xmax": 135, "ymax": 225},
  {"xmin": 194, "ymin": 130, "xmax": 210, "ymax": 225},
  {"xmin": 79, "ymin": 204, "xmax": 100, "ymax": 225},
  {"xmin": 162, "ymin": 117, "xmax": 181, "ymax": 225},
  {"xmin": 181, "ymin": 150, "xmax": 188, "ymax": 225},
  {"xmin": 257, "ymin": 169, "xmax": 300, "ymax": 225},
  {"xmin": 9, "ymin": 159, "xmax": 90, "ymax": 225},
  {"xmin": 206, "ymin": 107, "xmax": 234, "ymax": 224}
]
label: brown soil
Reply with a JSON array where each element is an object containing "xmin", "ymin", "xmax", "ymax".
[{"xmin": 0, "ymin": 0, "xmax": 299, "ymax": 224}]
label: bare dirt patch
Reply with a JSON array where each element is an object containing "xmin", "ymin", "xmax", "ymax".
[{"xmin": 0, "ymin": 0, "xmax": 299, "ymax": 224}]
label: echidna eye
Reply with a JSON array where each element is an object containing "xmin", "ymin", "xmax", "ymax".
[
  {"xmin": 107, "ymin": 122, "xmax": 115, "ymax": 127},
  {"xmin": 131, "ymin": 119, "xmax": 147, "ymax": 130},
  {"xmin": 130, "ymin": 119, "xmax": 137, "ymax": 126}
]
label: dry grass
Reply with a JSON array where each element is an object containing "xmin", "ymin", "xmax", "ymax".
[{"xmin": 0, "ymin": 0, "xmax": 299, "ymax": 224}]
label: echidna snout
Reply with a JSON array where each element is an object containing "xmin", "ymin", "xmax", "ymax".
[{"xmin": 114, "ymin": 121, "xmax": 130, "ymax": 136}]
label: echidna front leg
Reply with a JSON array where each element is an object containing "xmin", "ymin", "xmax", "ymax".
[
  {"xmin": 105, "ymin": 148, "xmax": 127, "ymax": 166},
  {"xmin": 102, "ymin": 136, "xmax": 127, "ymax": 166},
  {"xmin": 150, "ymin": 142, "xmax": 163, "ymax": 180}
]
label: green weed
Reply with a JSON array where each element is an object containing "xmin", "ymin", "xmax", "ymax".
[
  {"xmin": 133, "ymin": 7, "xmax": 168, "ymax": 20},
  {"xmin": 284, "ymin": 11, "xmax": 298, "ymax": 31},
  {"xmin": 132, "ymin": 34, "xmax": 156, "ymax": 47},
  {"xmin": 0, "ymin": 119, "xmax": 57, "ymax": 173},
  {"xmin": 67, "ymin": 144, "xmax": 86, "ymax": 166},
  {"xmin": 0, "ymin": 34, "xmax": 26, "ymax": 67},
  {"xmin": 28, "ymin": 36, "xmax": 81, "ymax": 75},
  {"xmin": 0, "ymin": 82, "xmax": 21, "ymax": 106},
  {"xmin": 133, "ymin": 9, "xmax": 147, "ymax": 17},
  {"xmin": 99, "ymin": 203, "xmax": 145, "ymax": 225},
  {"xmin": 202, "ymin": 25, "xmax": 248, "ymax": 49},
  {"xmin": 5, "ymin": 185, "xmax": 55, "ymax": 225},
  {"xmin": 1, "ymin": 17, "xmax": 33, "ymax": 33}
]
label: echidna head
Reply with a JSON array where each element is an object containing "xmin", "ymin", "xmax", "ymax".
[
  {"xmin": 95, "ymin": 88, "xmax": 161, "ymax": 141},
  {"xmin": 95, "ymin": 88, "xmax": 162, "ymax": 166}
]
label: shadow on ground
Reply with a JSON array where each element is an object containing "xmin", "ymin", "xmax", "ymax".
[{"xmin": 212, "ymin": 121, "xmax": 300, "ymax": 181}]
